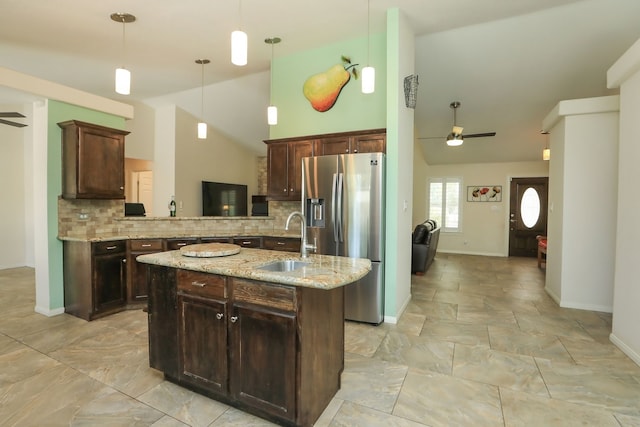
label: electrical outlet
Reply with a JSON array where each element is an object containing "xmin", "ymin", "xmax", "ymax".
[{"xmin": 78, "ymin": 213, "xmax": 89, "ymax": 220}]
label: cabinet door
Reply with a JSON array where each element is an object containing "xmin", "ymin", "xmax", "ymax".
[
  {"xmin": 267, "ymin": 142, "xmax": 289, "ymax": 199},
  {"xmin": 352, "ymin": 133, "xmax": 386, "ymax": 153},
  {"xmin": 78, "ymin": 128, "xmax": 125, "ymax": 198},
  {"xmin": 230, "ymin": 304, "xmax": 297, "ymax": 421},
  {"xmin": 288, "ymin": 140, "xmax": 314, "ymax": 199},
  {"xmin": 92, "ymin": 252, "xmax": 126, "ymax": 314},
  {"xmin": 127, "ymin": 239, "xmax": 164, "ymax": 303},
  {"xmin": 316, "ymin": 136, "xmax": 350, "ymax": 155},
  {"xmin": 148, "ymin": 266, "xmax": 179, "ymax": 378},
  {"xmin": 178, "ymin": 295, "xmax": 228, "ymax": 394}
]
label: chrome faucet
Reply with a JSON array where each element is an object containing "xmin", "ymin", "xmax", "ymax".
[{"xmin": 285, "ymin": 211, "xmax": 316, "ymax": 258}]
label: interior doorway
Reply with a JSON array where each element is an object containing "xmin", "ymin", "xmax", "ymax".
[
  {"xmin": 508, "ymin": 177, "xmax": 548, "ymax": 257},
  {"xmin": 131, "ymin": 170, "xmax": 154, "ymax": 216}
]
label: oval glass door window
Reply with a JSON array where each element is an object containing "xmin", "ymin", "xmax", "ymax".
[{"xmin": 520, "ymin": 187, "xmax": 541, "ymax": 228}]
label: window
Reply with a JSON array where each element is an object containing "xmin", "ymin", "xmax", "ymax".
[{"xmin": 429, "ymin": 177, "xmax": 462, "ymax": 232}]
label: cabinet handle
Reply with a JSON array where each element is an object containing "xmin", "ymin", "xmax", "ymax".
[
  {"xmin": 283, "ymin": 188, "xmax": 287, "ymax": 192},
  {"xmin": 177, "ymin": 243, "xmax": 187, "ymax": 247},
  {"xmin": 241, "ymin": 241, "xmax": 252, "ymax": 245},
  {"xmin": 290, "ymin": 188, "xmax": 294, "ymax": 192},
  {"xmin": 216, "ymin": 313, "xmax": 223, "ymax": 320},
  {"xmin": 354, "ymin": 149, "xmax": 358, "ymax": 153},
  {"xmin": 230, "ymin": 316, "xmax": 238, "ymax": 323},
  {"xmin": 120, "ymin": 186, "xmax": 124, "ymax": 190},
  {"xmin": 141, "ymin": 244, "xmax": 152, "ymax": 247},
  {"xmin": 106, "ymin": 245, "xmax": 117, "ymax": 250},
  {"xmin": 345, "ymin": 149, "xmax": 349, "ymax": 153},
  {"xmin": 191, "ymin": 281, "xmax": 206, "ymax": 287},
  {"xmin": 277, "ymin": 242, "xmax": 285, "ymax": 245}
]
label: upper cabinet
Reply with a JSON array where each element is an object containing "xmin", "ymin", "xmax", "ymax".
[
  {"xmin": 315, "ymin": 129, "xmax": 386, "ymax": 155},
  {"xmin": 58, "ymin": 120, "xmax": 130, "ymax": 199},
  {"xmin": 265, "ymin": 128, "xmax": 385, "ymax": 201},
  {"xmin": 265, "ymin": 139, "xmax": 315, "ymax": 201}
]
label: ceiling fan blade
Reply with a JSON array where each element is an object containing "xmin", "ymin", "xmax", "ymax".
[
  {"xmin": 0, "ymin": 112, "xmax": 25, "ymax": 118},
  {"xmin": 464, "ymin": 132, "xmax": 496, "ymax": 138},
  {"xmin": 0, "ymin": 118, "xmax": 27, "ymax": 128},
  {"xmin": 416, "ymin": 136, "xmax": 446, "ymax": 140}
]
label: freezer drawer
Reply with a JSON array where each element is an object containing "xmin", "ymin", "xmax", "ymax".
[{"xmin": 344, "ymin": 261, "xmax": 383, "ymax": 324}]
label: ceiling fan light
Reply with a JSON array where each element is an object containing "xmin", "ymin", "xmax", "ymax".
[
  {"xmin": 115, "ymin": 67, "xmax": 130, "ymax": 95},
  {"xmin": 446, "ymin": 133, "xmax": 463, "ymax": 146},
  {"xmin": 231, "ymin": 30, "xmax": 247, "ymax": 66}
]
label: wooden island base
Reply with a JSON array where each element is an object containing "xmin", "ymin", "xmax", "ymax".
[{"xmin": 147, "ymin": 265, "xmax": 346, "ymax": 427}]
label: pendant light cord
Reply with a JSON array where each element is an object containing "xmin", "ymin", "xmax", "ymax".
[
  {"xmin": 367, "ymin": 0, "xmax": 371, "ymax": 65},
  {"xmin": 270, "ymin": 42, "xmax": 274, "ymax": 105},
  {"xmin": 200, "ymin": 63, "xmax": 205, "ymax": 119},
  {"xmin": 121, "ymin": 18, "xmax": 126, "ymax": 68}
]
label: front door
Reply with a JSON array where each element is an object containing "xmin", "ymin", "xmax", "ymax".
[{"xmin": 508, "ymin": 177, "xmax": 548, "ymax": 257}]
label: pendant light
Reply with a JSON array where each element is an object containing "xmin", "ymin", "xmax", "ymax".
[
  {"xmin": 196, "ymin": 59, "xmax": 210, "ymax": 139},
  {"xmin": 231, "ymin": 0, "xmax": 247, "ymax": 66},
  {"xmin": 110, "ymin": 13, "xmax": 136, "ymax": 95},
  {"xmin": 265, "ymin": 37, "xmax": 281, "ymax": 126},
  {"xmin": 541, "ymin": 130, "xmax": 551, "ymax": 160},
  {"xmin": 361, "ymin": 0, "xmax": 375, "ymax": 94}
]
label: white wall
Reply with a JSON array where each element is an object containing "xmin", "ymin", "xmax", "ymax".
[
  {"xmin": 542, "ymin": 96, "xmax": 619, "ymax": 313},
  {"xmin": 174, "ymin": 107, "xmax": 258, "ymax": 217},
  {"xmin": 125, "ymin": 100, "xmax": 155, "ymax": 161},
  {"xmin": 608, "ymin": 38, "xmax": 640, "ymax": 366},
  {"xmin": 415, "ymin": 161, "xmax": 549, "ymax": 256},
  {"xmin": 0, "ymin": 103, "xmax": 27, "ymax": 269}
]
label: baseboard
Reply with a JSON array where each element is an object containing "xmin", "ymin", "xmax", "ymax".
[
  {"xmin": 34, "ymin": 305, "xmax": 65, "ymax": 317},
  {"xmin": 383, "ymin": 292, "xmax": 411, "ymax": 325},
  {"xmin": 436, "ymin": 249, "xmax": 506, "ymax": 257},
  {"xmin": 545, "ymin": 286, "xmax": 561, "ymax": 305},
  {"xmin": 609, "ymin": 333, "xmax": 640, "ymax": 367},
  {"xmin": 559, "ymin": 300, "xmax": 613, "ymax": 313}
]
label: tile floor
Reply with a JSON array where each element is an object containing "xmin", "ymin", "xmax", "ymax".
[{"xmin": 1, "ymin": 254, "xmax": 640, "ymax": 426}]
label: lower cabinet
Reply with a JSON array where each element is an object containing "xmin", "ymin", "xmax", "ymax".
[
  {"xmin": 127, "ymin": 239, "xmax": 164, "ymax": 304},
  {"xmin": 148, "ymin": 266, "xmax": 345, "ymax": 427},
  {"xmin": 63, "ymin": 240, "xmax": 127, "ymax": 321}
]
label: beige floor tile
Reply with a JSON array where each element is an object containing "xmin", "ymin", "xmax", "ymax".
[
  {"xmin": 421, "ymin": 318, "xmax": 490, "ymax": 346},
  {"xmin": 488, "ymin": 324, "xmax": 573, "ymax": 362},
  {"xmin": 0, "ymin": 344, "xmax": 62, "ymax": 387},
  {"xmin": 344, "ymin": 321, "xmax": 387, "ymax": 357},
  {"xmin": 331, "ymin": 401, "xmax": 426, "ymax": 426},
  {"xmin": 375, "ymin": 330, "xmax": 454, "ymax": 374}
]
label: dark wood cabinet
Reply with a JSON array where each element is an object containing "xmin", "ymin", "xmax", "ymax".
[
  {"xmin": 177, "ymin": 270, "xmax": 228, "ymax": 393},
  {"xmin": 233, "ymin": 237, "xmax": 262, "ymax": 248},
  {"xmin": 265, "ymin": 139, "xmax": 314, "ymax": 201},
  {"xmin": 58, "ymin": 120, "xmax": 129, "ymax": 199},
  {"xmin": 314, "ymin": 129, "xmax": 386, "ymax": 155},
  {"xmin": 147, "ymin": 266, "xmax": 346, "ymax": 426},
  {"xmin": 147, "ymin": 266, "xmax": 179, "ymax": 379},
  {"xmin": 263, "ymin": 237, "xmax": 301, "ymax": 253},
  {"xmin": 127, "ymin": 239, "xmax": 164, "ymax": 304},
  {"xmin": 166, "ymin": 237, "xmax": 199, "ymax": 250},
  {"xmin": 63, "ymin": 240, "xmax": 127, "ymax": 321}
]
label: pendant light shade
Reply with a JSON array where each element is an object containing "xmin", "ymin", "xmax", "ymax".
[
  {"xmin": 265, "ymin": 37, "xmax": 281, "ymax": 126},
  {"xmin": 231, "ymin": 0, "xmax": 247, "ymax": 66},
  {"xmin": 362, "ymin": 66, "xmax": 375, "ymax": 94},
  {"xmin": 111, "ymin": 13, "xmax": 135, "ymax": 95},
  {"xmin": 196, "ymin": 59, "xmax": 210, "ymax": 140},
  {"xmin": 115, "ymin": 68, "xmax": 131, "ymax": 95},
  {"xmin": 543, "ymin": 148, "xmax": 551, "ymax": 161},
  {"xmin": 362, "ymin": 0, "xmax": 375, "ymax": 94},
  {"xmin": 231, "ymin": 30, "xmax": 248, "ymax": 66}
]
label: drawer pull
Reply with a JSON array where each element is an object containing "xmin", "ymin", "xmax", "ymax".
[
  {"xmin": 106, "ymin": 245, "xmax": 117, "ymax": 250},
  {"xmin": 141, "ymin": 244, "xmax": 152, "ymax": 248},
  {"xmin": 216, "ymin": 313, "xmax": 223, "ymax": 320},
  {"xmin": 177, "ymin": 243, "xmax": 187, "ymax": 247},
  {"xmin": 230, "ymin": 316, "xmax": 238, "ymax": 323},
  {"xmin": 277, "ymin": 242, "xmax": 285, "ymax": 245},
  {"xmin": 242, "ymin": 241, "xmax": 252, "ymax": 245},
  {"xmin": 191, "ymin": 281, "xmax": 206, "ymax": 288}
]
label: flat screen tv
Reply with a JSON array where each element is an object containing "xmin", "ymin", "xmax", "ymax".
[{"xmin": 202, "ymin": 181, "xmax": 248, "ymax": 216}]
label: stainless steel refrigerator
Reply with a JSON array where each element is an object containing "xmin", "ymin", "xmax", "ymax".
[{"xmin": 301, "ymin": 153, "xmax": 385, "ymax": 324}]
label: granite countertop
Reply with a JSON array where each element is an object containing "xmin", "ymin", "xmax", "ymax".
[
  {"xmin": 59, "ymin": 231, "xmax": 301, "ymax": 242},
  {"xmin": 136, "ymin": 247, "xmax": 371, "ymax": 290}
]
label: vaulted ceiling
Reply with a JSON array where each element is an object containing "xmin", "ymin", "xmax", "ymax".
[{"xmin": 2, "ymin": 0, "xmax": 639, "ymax": 164}]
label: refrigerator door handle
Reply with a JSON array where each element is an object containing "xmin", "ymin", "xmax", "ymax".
[
  {"xmin": 336, "ymin": 173, "xmax": 344, "ymax": 242},
  {"xmin": 332, "ymin": 173, "xmax": 339, "ymax": 243}
]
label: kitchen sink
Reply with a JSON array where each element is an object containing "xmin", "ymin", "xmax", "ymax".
[{"xmin": 257, "ymin": 260, "xmax": 310, "ymax": 272}]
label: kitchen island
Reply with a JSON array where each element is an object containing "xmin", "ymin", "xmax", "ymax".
[{"xmin": 137, "ymin": 246, "xmax": 371, "ymax": 427}]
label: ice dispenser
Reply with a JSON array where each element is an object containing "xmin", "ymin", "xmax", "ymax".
[{"xmin": 305, "ymin": 198, "xmax": 325, "ymax": 227}]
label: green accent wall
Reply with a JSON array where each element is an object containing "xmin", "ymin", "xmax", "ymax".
[
  {"xmin": 46, "ymin": 100, "xmax": 125, "ymax": 310},
  {"xmin": 269, "ymin": 33, "xmax": 387, "ymax": 139}
]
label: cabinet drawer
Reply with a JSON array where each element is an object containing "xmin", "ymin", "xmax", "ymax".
[
  {"xmin": 92, "ymin": 240, "xmax": 126, "ymax": 255},
  {"xmin": 200, "ymin": 237, "xmax": 232, "ymax": 244},
  {"xmin": 166, "ymin": 238, "xmax": 199, "ymax": 250},
  {"xmin": 263, "ymin": 237, "xmax": 300, "ymax": 252},
  {"xmin": 177, "ymin": 270, "xmax": 227, "ymax": 299},
  {"xmin": 130, "ymin": 239, "xmax": 164, "ymax": 251},
  {"xmin": 233, "ymin": 237, "xmax": 262, "ymax": 248},
  {"xmin": 232, "ymin": 278, "xmax": 296, "ymax": 312}
]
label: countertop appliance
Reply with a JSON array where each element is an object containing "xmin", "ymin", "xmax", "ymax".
[{"xmin": 301, "ymin": 152, "xmax": 385, "ymax": 324}]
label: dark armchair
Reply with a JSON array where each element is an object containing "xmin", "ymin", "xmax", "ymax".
[{"xmin": 411, "ymin": 220, "xmax": 441, "ymax": 275}]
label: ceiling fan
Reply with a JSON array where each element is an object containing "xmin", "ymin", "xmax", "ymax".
[
  {"xmin": 0, "ymin": 112, "xmax": 27, "ymax": 128},
  {"xmin": 419, "ymin": 101, "xmax": 495, "ymax": 146}
]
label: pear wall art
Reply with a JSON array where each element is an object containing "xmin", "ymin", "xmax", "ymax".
[{"xmin": 303, "ymin": 56, "xmax": 359, "ymax": 112}]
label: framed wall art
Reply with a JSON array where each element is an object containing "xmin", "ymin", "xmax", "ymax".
[{"xmin": 467, "ymin": 186, "xmax": 502, "ymax": 202}]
